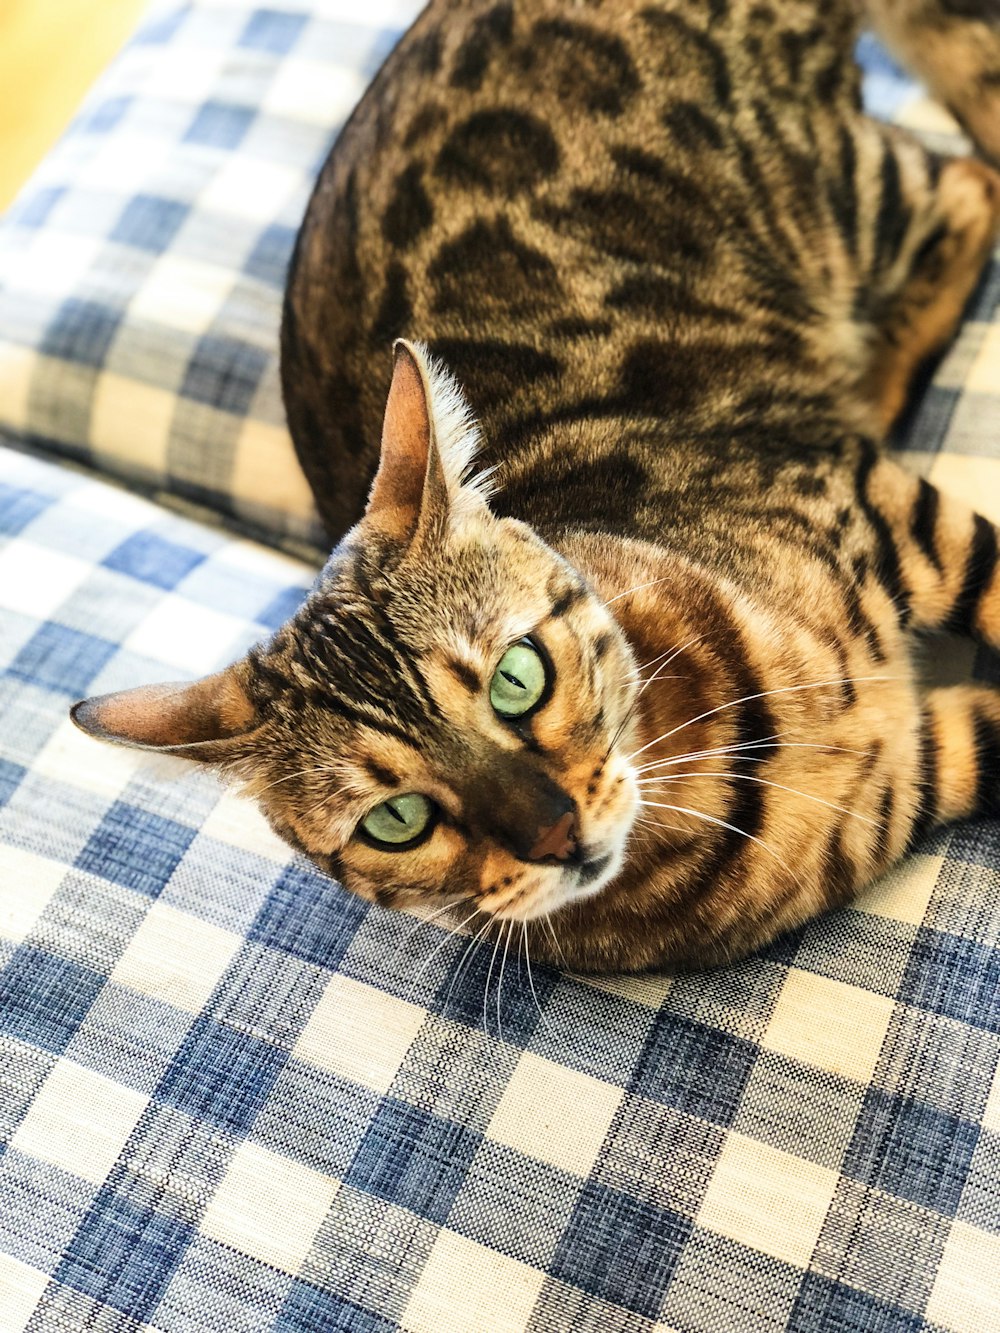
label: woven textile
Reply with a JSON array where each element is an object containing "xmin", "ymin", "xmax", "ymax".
[
  {"xmin": 0, "ymin": 17, "xmax": 999, "ymax": 1333},
  {"xmin": 0, "ymin": 0, "xmax": 425, "ymax": 554},
  {"xmin": 1, "ymin": 439, "xmax": 1000, "ymax": 1330}
]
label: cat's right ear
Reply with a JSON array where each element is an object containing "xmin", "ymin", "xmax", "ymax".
[
  {"xmin": 70, "ymin": 662, "xmax": 261, "ymax": 762},
  {"xmin": 363, "ymin": 340, "xmax": 450, "ymax": 550}
]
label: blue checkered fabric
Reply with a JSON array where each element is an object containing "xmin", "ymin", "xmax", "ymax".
[
  {"xmin": 0, "ymin": 0, "xmax": 426, "ymax": 555},
  {"xmin": 1, "ymin": 15, "xmax": 1000, "ymax": 1333}
]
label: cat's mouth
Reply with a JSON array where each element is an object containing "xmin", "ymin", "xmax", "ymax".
[{"xmin": 576, "ymin": 853, "xmax": 612, "ymax": 886}]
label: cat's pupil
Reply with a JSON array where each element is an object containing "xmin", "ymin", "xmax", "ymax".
[{"xmin": 490, "ymin": 640, "xmax": 548, "ymax": 719}]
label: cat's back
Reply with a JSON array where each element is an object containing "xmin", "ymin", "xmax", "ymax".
[{"xmin": 283, "ymin": 0, "xmax": 862, "ymax": 538}]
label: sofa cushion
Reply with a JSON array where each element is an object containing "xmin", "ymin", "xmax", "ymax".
[
  {"xmin": 1, "ymin": 436, "xmax": 999, "ymax": 1329},
  {"xmin": 0, "ymin": 0, "xmax": 424, "ymax": 554}
]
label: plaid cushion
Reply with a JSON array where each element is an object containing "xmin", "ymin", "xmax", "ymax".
[
  {"xmin": 2, "ymin": 447, "xmax": 1000, "ymax": 1329},
  {"xmin": 0, "ymin": 0, "xmax": 426, "ymax": 554},
  {"xmin": 1, "ymin": 25, "xmax": 999, "ymax": 1333}
]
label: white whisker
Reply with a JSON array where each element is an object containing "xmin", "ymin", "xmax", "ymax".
[
  {"xmin": 483, "ymin": 927, "xmax": 504, "ymax": 1039},
  {"xmin": 603, "ymin": 574, "xmax": 676, "ymax": 606},
  {"xmin": 496, "ymin": 922, "xmax": 512, "ymax": 1045},
  {"xmin": 406, "ymin": 906, "xmax": 480, "ymax": 997},
  {"xmin": 627, "ymin": 676, "xmax": 902, "ymax": 761},
  {"xmin": 638, "ymin": 770, "xmax": 878, "ymax": 825},
  {"xmin": 639, "ymin": 798, "xmax": 796, "ymax": 878},
  {"xmin": 443, "ymin": 916, "xmax": 493, "ymax": 1011},
  {"xmin": 522, "ymin": 924, "xmax": 550, "ymax": 1033}
]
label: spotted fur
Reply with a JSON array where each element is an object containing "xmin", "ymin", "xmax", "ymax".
[{"xmin": 74, "ymin": 0, "xmax": 1000, "ymax": 970}]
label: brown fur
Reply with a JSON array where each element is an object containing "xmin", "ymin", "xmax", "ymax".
[{"xmin": 73, "ymin": 0, "xmax": 1000, "ymax": 970}]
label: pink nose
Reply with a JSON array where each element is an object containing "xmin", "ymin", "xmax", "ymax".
[{"xmin": 528, "ymin": 811, "xmax": 578, "ymax": 862}]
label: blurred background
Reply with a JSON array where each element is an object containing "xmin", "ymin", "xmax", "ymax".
[{"xmin": 0, "ymin": 0, "xmax": 146, "ymax": 209}]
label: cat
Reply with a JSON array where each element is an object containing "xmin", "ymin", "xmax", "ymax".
[{"xmin": 72, "ymin": 0, "xmax": 1000, "ymax": 972}]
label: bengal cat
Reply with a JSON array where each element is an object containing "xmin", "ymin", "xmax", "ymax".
[{"xmin": 73, "ymin": 0, "xmax": 1000, "ymax": 972}]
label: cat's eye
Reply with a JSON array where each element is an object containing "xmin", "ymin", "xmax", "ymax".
[
  {"xmin": 490, "ymin": 639, "xmax": 549, "ymax": 719},
  {"xmin": 360, "ymin": 793, "xmax": 434, "ymax": 848}
]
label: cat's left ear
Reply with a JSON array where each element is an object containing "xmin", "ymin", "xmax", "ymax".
[
  {"xmin": 363, "ymin": 339, "xmax": 490, "ymax": 551},
  {"xmin": 70, "ymin": 662, "xmax": 261, "ymax": 762}
]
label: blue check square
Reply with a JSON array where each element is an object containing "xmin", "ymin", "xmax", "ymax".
[
  {"xmin": 156, "ymin": 1015, "xmax": 288, "ymax": 1135},
  {"xmin": 184, "ymin": 101, "xmax": 255, "ymax": 150},
  {"xmin": 842, "ymin": 1089, "xmax": 980, "ymax": 1216},
  {"xmin": 0, "ymin": 947, "xmax": 104, "ymax": 1055},
  {"xmin": 277, "ymin": 1282, "xmax": 397, "ymax": 1333},
  {"xmin": 245, "ymin": 223, "xmax": 298, "ymax": 287},
  {"xmin": 103, "ymin": 531, "xmax": 206, "ymax": 590},
  {"xmin": 550, "ymin": 1180, "xmax": 691, "ymax": 1320},
  {"xmin": 344, "ymin": 1098, "xmax": 481, "ymax": 1225},
  {"xmin": 56, "ymin": 1186, "xmax": 194, "ymax": 1320},
  {"xmin": 8, "ymin": 623, "xmax": 117, "ymax": 695},
  {"xmin": 180, "ymin": 336, "xmax": 270, "ymax": 416},
  {"xmin": 788, "ymin": 1273, "xmax": 924, "ymax": 1333},
  {"xmin": 111, "ymin": 195, "xmax": 190, "ymax": 254},
  {"xmin": 239, "ymin": 10, "xmax": 308, "ymax": 54},
  {"xmin": 898, "ymin": 927, "xmax": 1000, "ymax": 1034},
  {"xmin": 0, "ymin": 482, "xmax": 50, "ymax": 536},
  {"xmin": 0, "ymin": 757, "xmax": 25, "ymax": 809},
  {"xmin": 249, "ymin": 862, "xmax": 368, "ymax": 970},
  {"xmin": 39, "ymin": 298, "xmax": 121, "ymax": 368},
  {"xmin": 630, "ymin": 1014, "xmax": 758, "ymax": 1125},
  {"xmin": 76, "ymin": 802, "xmax": 197, "ymax": 898}
]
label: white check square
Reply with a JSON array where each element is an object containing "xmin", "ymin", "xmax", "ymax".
[
  {"xmin": 401, "ymin": 1227, "xmax": 544, "ymax": 1333},
  {"xmin": 294, "ymin": 974, "xmax": 426, "ymax": 1094},
  {"xmin": 112, "ymin": 900, "xmax": 242, "ymax": 1014},
  {"xmin": 200, "ymin": 1140, "xmax": 338, "ymax": 1274},
  {"xmin": 486, "ymin": 1050, "xmax": 622, "ymax": 1178},
  {"xmin": 12, "ymin": 1058, "xmax": 148, "ymax": 1186}
]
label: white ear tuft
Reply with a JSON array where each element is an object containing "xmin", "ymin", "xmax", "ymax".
[{"xmin": 412, "ymin": 342, "xmax": 497, "ymax": 524}]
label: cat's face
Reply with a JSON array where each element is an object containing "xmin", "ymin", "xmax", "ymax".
[{"xmin": 71, "ymin": 343, "xmax": 641, "ymax": 923}]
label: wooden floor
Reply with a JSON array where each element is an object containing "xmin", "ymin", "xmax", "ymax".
[{"xmin": 0, "ymin": 0, "xmax": 148, "ymax": 211}]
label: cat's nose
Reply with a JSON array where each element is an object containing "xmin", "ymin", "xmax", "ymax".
[{"xmin": 527, "ymin": 810, "xmax": 579, "ymax": 862}]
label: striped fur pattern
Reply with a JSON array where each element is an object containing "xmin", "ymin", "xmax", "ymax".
[{"xmin": 75, "ymin": 0, "xmax": 1000, "ymax": 970}]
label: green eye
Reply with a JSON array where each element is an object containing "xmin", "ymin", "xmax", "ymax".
[
  {"xmin": 490, "ymin": 639, "xmax": 549, "ymax": 719},
  {"xmin": 360, "ymin": 793, "xmax": 434, "ymax": 847}
]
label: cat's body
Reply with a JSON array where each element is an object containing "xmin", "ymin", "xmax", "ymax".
[{"xmin": 74, "ymin": 0, "xmax": 1000, "ymax": 970}]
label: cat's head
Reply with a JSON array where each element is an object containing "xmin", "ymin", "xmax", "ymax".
[{"xmin": 71, "ymin": 342, "xmax": 641, "ymax": 921}]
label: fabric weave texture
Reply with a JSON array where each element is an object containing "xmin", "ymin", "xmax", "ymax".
[{"xmin": 0, "ymin": 4, "xmax": 998, "ymax": 1331}]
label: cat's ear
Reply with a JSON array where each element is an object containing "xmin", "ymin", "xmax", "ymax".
[
  {"xmin": 70, "ymin": 663, "xmax": 260, "ymax": 762},
  {"xmin": 363, "ymin": 339, "xmax": 490, "ymax": 550}
]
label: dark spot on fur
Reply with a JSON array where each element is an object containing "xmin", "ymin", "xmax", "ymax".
[
  {"xmin": 497, "ymin": 454, "xmax": 650, "ymax": 530},
  {"xmin": 547, "ymin": 317, "xmax": 612, "ymax": 340},
  {"xmin": 593, "ymin": 633, "xmax": 612, "ymax": 660},
  {"xmin": 530, "ymin": 17, "xmax": 639, "ymax": 115},
  {"xmin": 413, "ymin": 30, "xmax": 442, "ymax": 75},
  {"xmin": 370, "ymin": 262, "xmax": 411, "ymax": 344},
  {"xmin": 549, "ymin": 583, "xmax": 585, "ymax": 618},
  {"xmin": 445, "ymin": 656, "xmax": 481, "ymax": 694},
  {"xmin": 365, "ymin": 758, "xmax": 400, "ymax": 788},
  {"xmin": 451, "ymin": 3, "xmax": 515, "ymax": 91},
  {"xmin": 538, "ymin": 187, "xmax": 706, "ymax": 267},
  {"xmin": 382, "ymin": 164, "xmax": 433, "ymax": 249},
  {"xmin": 619, "ymin": 340, "xmax": 708, "ymax": 416},
  {"xmin": 430, "ymin": 218, "xmax": 562, "ymax": 316},
  {"xmin": 662, "ymin": 101, "xmax": 724, "ymax": 151},
  {"xmin": 610, "ymin": 145, "xmax": 666, "ymax": 182},
  {"xmin": 793, "ymin": 473, "xmax": 826, "ymax": 497},
  {"xmin": 435, "ymin": 109, "xmax": 560, "ymax": 194},
  {"xmin": 428, "ymin": 338, "xmax": 561, "ymax": 414},
  {"xmin": 403, "ymin": 103, "xmax": 447, "ymax": 149}
]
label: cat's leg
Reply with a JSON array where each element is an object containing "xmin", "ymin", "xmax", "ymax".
[
  {"xmin": 858, "ymin": 133, "xmax": 997, "ymax": 429},
  {"xmin": 909, "ymin": 684, "xmax": 1000, "ymax": 842},
  {"xmin": 859, "ymin": 452, "xmax": 1000, "ymax": 646},
  {"xmin": 864, "ymin": 0, "xmax": 1000, "ymax": 164}
]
